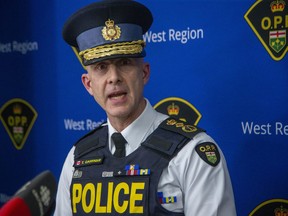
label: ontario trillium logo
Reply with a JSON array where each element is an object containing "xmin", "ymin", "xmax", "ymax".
[{"xmin": 245, "ymin": 0, "xmax": 288, "ymax": 60}]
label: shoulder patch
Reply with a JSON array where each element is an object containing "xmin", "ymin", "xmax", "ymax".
[
  {"xmin": 159, "ymin": 117, "xmax": 205, "ymax": 139},
  {"xmin": 195, "ymin": 142, "xmax": 220, "ymax": 167}
]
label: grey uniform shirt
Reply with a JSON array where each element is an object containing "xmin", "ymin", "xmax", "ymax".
[{"xmin": 54, "ymin": 99, "xmax": 237, "ymax": 215}]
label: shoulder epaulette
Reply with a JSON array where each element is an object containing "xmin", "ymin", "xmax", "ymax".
[
  {"xmin": 159, "ymin": 117, "xmax": 205, "ymax": 139},
  {"xmin": 142, "ymin": 118, "xmax": 205, "ymax": 158},
  {"xmin": 74, "ymin": 122, "xmax": 108, "ymax": 158}
]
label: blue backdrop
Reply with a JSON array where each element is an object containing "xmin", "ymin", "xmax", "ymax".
[{"xmin": 1, "ymin": 0, "xmax": 287, "ymax": 215}]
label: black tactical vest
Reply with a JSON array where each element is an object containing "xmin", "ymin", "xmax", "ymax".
[{"xmin": 70, "ymin": 118, "xmax": 204, "ymax": 215}]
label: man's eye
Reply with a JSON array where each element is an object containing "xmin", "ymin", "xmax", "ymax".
[{"xmin": 95, "ymin": 63, "xmax": 108, "ymax": 71}]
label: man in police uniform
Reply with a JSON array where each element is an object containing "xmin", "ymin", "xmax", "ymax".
[{"xmin": 54, "ymin": 0, "xmax": 237, "ymax": 215}]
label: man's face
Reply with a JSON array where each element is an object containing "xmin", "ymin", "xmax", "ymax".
[{"xmin": 82, "ymin": 57, "xmax": 150, "ymax": 123}]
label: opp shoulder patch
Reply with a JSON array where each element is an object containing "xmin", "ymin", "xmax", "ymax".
[{"xmin": 195, "ymin": 142, "xmax": 221, "ymax": 167}]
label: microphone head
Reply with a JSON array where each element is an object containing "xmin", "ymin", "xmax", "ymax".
[
  {"xmin": 4, "ymin": 170, "xmax": 57, "ymax": 216},
  {"xmin": 15, "ymin": 170, "xmax": 57, "ymax": 216}
]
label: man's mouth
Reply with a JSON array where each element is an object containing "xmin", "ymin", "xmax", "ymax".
[{"xmin": 108, "ymin": 92, "xmax": 127, "ymax": 99}]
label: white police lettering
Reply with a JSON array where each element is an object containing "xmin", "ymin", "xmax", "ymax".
[
  {"xmin": 143, "ymin": 27, "xmax": 204, "ymax": 44},
  {"xmin": 241, "ymin": 121, "xmax": 288, "ymax": 136},
  {"xmin": 64, "ymin": 118, "xmax": 104, "ymax": 131}
]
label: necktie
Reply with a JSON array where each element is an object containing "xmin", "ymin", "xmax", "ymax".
[{"xmin": 111, "ymin": 132, "xmax": 126, "ymax": 158}]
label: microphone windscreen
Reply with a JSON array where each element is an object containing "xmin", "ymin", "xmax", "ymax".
[
  {"xmin": 0, "ymin": 197, "xmax": 31, "ymax": 216},
  {"xmin": 0, "ymin": 170, "xmax": 57, "ymax": 216}
]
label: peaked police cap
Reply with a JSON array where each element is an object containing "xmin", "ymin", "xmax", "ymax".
[{"xmin": 62, "ymin": 0, "xmax": 153, "ymax": 66}]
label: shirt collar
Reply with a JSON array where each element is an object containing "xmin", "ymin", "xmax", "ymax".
[{"xmin": 107, "ymin": 99, "xmax": 162, "ymax": 152}]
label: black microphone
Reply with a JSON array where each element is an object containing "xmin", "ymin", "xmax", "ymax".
[{"xmin": 0, "ymin": 170, "xmax": 57, "ymax": 216}]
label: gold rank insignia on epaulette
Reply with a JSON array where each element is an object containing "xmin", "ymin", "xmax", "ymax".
[
  {"xmin": 160, "ymin": 117, "xmax": 205, "ymax": 139},
  {"xmin": 195, "ymin": 142, "xmax": 221, "ymax": 167}
]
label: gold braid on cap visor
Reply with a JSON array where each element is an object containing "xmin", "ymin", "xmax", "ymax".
[{"xmin": 79, "ymin": 40, "xmax": 145, "ymax": 61}]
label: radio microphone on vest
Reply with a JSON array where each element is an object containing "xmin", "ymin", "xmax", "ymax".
[{"xmin": 0, "ymin": 170, "xmax": 57, "ymax": 216}]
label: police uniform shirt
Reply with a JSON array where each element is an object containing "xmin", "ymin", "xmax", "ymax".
[{"xmin": 54, "ymin": 99, "xmax": 237, "ymax": 215}]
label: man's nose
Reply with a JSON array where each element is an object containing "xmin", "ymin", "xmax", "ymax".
[{"xmin": 108, "ymin": 64, "xmax": 122, "ymax": 84}]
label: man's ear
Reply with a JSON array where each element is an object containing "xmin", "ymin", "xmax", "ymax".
[
  {"xmin": 81, "ymin": 73, "xmax": 94, "ymax": 96},
  {"xmin": 142, "ymin": 62, "xmax": 150, "ymax": 85}
]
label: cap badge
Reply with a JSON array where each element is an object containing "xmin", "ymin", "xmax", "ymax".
[{"xmin": 102, "ymin": 19, "xmax": 121, "ymax": 41}]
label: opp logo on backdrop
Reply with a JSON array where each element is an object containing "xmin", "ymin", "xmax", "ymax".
[
  {"xmin": 0, "ymin": 98, "xmax": 37, "ymax": 150},
  {"xmin": 249, "ymin": 199, "xmax": 288, "ymax": 215},
  {"xmin": 153, "ymin": 97, "xmax": 202, "ymax": 126},
  {"xmin": 245, "ymin": 0, "xmax": 288, "ymax": 61}
]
